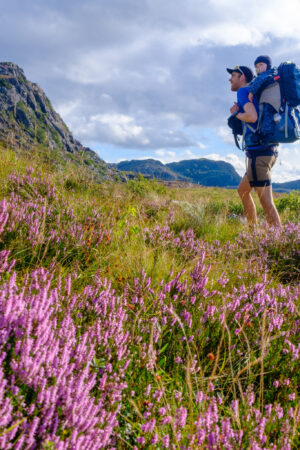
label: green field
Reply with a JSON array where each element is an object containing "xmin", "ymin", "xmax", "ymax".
[{"xmin": 0, "ymin": 142, "xmax": 299, "ymax": 449}]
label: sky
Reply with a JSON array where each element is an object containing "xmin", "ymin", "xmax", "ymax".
[{"xmin": 1, "ymin": 0, "xmax": 300, "ymax": 182}]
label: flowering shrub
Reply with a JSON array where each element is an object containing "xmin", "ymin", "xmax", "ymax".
[
  {"xmin": 0, "ymin": 162, "xmax": 299, "ymax": 448},
  {"xmin": 0, "ymin": 239, "xmax": 130, "ymax": 446},
  {"xmin": 1, "ymin": 169, "xmax": 111, "ymax": 269}
]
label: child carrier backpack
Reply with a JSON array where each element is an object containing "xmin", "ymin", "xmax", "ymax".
[
  {"xmin": 257, "ymin": 61, "xmax": 300, "ymax": 145},
  {"xmin": 229, "ymin": 61, "xmax": 300, "ymax": 150}
]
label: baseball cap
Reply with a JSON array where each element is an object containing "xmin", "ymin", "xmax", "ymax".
[{"xmin": 226, "ymin": 65, "xmax": 254, "ymax": 83}]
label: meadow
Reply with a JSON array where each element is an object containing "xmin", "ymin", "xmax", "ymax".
[{"xmin": 0, "ymin": 142, "xmax": 299, "ymax": 449}]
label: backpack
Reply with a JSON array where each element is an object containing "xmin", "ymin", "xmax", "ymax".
[
  {"xmin": 228, "ymin": 61, "xmax": 300, "ymax": 149},
  {"xmin": 278, "ymin": 61, "xmax": 300, "ymax": 106},
  {"xmin": 227, "ymin": 113, "xmax": 244, "ymax": 149},
  {"xmin": 258, "ymin": 62, "xmax": 300, "ymax": 145}
]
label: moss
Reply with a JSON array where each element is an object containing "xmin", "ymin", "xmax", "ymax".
[
  {"xmin": 17, "ymin": 74, "xmax": 26, "ymax": 84},
  {"xmin": 51, "ymin": 129, "xmax": 63, "ymax": 149},
  {"xmin": 36, "ymin": 127, "xmax": 47, "ymax": 144},
  {"xmin": 0, "ymin": 78, "xmax": 10, "ymax": 88},
  {"xmin": 17, "ymin": 101, "xmax": 27, "ymax": 112}
]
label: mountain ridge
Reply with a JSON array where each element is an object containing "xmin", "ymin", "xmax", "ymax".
[
  {"xmin": 0, "ymin": 62, "xmax": 115, "ymax": 181},
  {"xmin": 112, "ymin": 158, "xmax": 242, "ymax": 187},
  {"xmin": 112, "ymin": 158, "xmax": 300, "ymax": 191}
]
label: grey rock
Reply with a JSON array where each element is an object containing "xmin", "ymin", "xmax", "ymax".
[{"xmin": 0, "ymin": 61, "xmax": 117, "ymax": 181}]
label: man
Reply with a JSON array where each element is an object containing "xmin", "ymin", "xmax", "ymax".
[{"xmin": 227, "ymin": 65, "xmax": 281, "ymax": 227}]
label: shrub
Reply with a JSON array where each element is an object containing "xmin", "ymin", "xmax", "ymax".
[
  {"xmin": 127, "ymin": 175, "xmax": 166, "ymax": 195},
  {"xmin": 228, "ymin": 200, "xmax": 244, "ymax": 216},
  {"xmin": 275, "ymin": 191, "xmax": 300, "ymax": 213}
]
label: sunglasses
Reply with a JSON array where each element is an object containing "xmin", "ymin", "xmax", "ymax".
[{"xmin": 233, "ymin": 65, "xmax": 244, "ymax": 75}]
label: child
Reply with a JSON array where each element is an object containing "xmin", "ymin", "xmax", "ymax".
[{"xmin": 248, "ymin": 56, "xmax": 281, "ymax": 144}]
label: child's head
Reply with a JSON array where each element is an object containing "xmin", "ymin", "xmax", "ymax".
[{"xmin": 254, "ymin": 55, "xmax": 272, "ymax": 74}]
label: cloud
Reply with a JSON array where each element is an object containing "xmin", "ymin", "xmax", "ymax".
[
  {"xmin": 216, "ymin": 126, "xmax": 235, "ymax": 146},
  {"xmin": 272, "ymin": 144, "xmax": 300, "ymax": 182},
  {"xmin": 75, "ymin": 113, "xmax": 149, "ymax": 146}
]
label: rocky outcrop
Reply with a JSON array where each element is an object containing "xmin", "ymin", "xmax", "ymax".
[{"xmin": 0, "ymin": 62, "xmax": 115, "ymax": 180}]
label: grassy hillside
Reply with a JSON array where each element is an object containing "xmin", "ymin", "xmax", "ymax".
[{"xmin": 0, "ymin": 142, "xmax": 299, "ymax": 448}]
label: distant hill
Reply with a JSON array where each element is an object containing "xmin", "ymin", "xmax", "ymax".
[
  {"xmin": 166, "ymin": 159, "xmax": 241, "ymax": 187},
  {"xmin": 273, "ymin": 179, "xmax": 300, "ymax": 192},
  {"xmin": 114, "ymin": 159, "xmax": 188, "ymax": 181},
  {"xmin": 114, "ymin": 158, "xmax": 241, "ymax": 187},
  {"xmin": 114, "ymin": 158, "xmax": 300, "ymax": 191}
]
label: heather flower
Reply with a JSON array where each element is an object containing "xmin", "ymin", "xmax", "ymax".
[
  {"xmin": 137, "ymin": 436, "xmax": 146, "ymax": 445},
  {"xmin": 141, "ymin": 418, "xmax": 156, "ymax": 433},
  {"xmin": 162, "ymin": 434, "xmax": 170, "ymax": 448},
  {"xmin": 175, "ymin": 406, "xmax": 187, "ymax": 429},
  {"xmin": 161, "ymin": 416, "xmax": 172, "ymax": 425}
]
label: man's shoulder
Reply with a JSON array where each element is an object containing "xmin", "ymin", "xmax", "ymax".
[
  {"xmin": 237, "ymin": 86, "xmax": 251, "ymax": 105},
  {"xmin": 238, "ymin": 86, "xmax": 250, "ymax": 95}
]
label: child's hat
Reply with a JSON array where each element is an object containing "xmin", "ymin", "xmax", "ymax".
[{"xmin": 254, "ymin": 55, "xmax": 272, "ymax": 70}]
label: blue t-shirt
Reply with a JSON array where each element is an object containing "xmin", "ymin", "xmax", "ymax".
[{"xmin": 237, "ymin": 86, "xmax": 259, "ymax": 147}]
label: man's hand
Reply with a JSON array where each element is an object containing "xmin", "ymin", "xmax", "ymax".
[
  {"xmin": 230, "ymin": 102, "xmax": 239, "ymax": 115},
  {"xmin": 237, "ymin": 102, "xmax": 258, "ymax": 123},
  {"xmin": 248, "ymin": 92, "xmax": 253, "ymax": 102}
]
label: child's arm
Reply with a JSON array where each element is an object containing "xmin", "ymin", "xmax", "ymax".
[{"xmin": 248, "ymin": 69, "xmax": 276, "ymax": 95}]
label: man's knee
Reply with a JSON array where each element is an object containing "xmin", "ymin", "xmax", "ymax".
[{"xmin": 237, "ymin": 181, "xmax": 251, "ymax": 199}]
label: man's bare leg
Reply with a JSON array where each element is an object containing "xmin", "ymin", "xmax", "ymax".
[
  {"xmin": 237, "ymin": 174, "xmax": 257, "ymax": 225},
  {"xmin": 255, "ymin": 185, "xmax": 281, "ymax": 227}
]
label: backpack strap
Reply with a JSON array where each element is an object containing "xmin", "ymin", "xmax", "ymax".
[
  {"xmin": 236, "ymin": 122, "xmax": 258, "ymax": 152},
  {"xmin": 256, "ymin": 103, "xmax": 264, "ymax": 132},
  {"xmin": 234, "ymin": 133, "xmax": 242, "ymax": 150},
  {"xmin": 285, "ymin": 104, "xmax": 289, "ymax": 138}
]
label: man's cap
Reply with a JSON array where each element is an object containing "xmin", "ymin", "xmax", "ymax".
[
  {"xmin": 226, "ymin": 65, "xmax": 254, "ymax": 83},
  {"xmin": 254, "ymin": 55, "xmax": 272, "ymax": 70}
]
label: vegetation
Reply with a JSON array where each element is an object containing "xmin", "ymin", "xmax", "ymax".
[{"xmin": 0, "ymin": 142, "xmax": 299, "ymax": 448}]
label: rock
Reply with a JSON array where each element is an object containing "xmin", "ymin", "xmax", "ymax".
[
  {"xmin": 16, "ymin": 108, "xmax": 31, "ymax": 128},
  {"xmin": 0, "ymin": 61, "xmax": 114, "ymax": 181}
]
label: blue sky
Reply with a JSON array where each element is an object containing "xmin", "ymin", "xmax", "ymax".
[{"xmin": 1, "ymin": 0, "xmax": 300, "ymax": 182}]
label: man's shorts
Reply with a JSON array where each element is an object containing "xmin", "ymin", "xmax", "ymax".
[{"xmin": 246, "ymin": 146, "xmax": 278, "ymax": 187}]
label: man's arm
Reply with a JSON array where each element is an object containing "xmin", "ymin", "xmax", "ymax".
[{"xmin": 236, "ymin": 102, "xmax": 257, "ymax": 123}]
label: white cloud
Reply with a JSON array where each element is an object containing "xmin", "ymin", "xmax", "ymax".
[
  {"xmin": 167, "ymin": 151, "xmax": 176, "ymax": 157},
  {"xmin": 184, "ymin": 149, "xmax": 197, "ymax": 158},
  {"xmin": 207, "ymin": 0, "xmax": 300, "ymax": 45},
  {"xmin": 217, "ymin": 126, "xmax": 235, "ymax": 145},
  {"xmin": 272, "ymin": 144, "xmax": 300, "ymax": 182},
  {"xmin": 56, "ymin": 100, "xmax": 81, "ymax": 118},
  {"xmin": 74, "ymin": 113, "xmax": 149, "ymax": 146}
]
